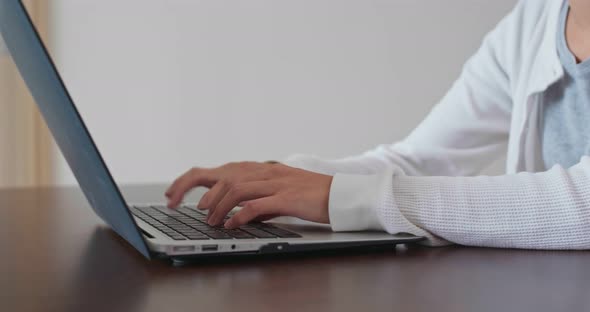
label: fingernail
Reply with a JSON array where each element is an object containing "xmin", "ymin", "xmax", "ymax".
[
  {"xmin": 200, "ymin": 193, "xmax": 211, "ymax": 207},
  {"xmin": 224, "ymin": 220, "xmax": 232, "ymax": 229}
]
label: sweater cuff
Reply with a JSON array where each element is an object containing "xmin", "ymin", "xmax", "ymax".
[{"xmin": 329, "ymin": 173, "xmax": 385, "ymax": 231}]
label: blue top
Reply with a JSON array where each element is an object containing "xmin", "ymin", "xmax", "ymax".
[{"xmin": 541, "ymin": 1, "xmax": 590, "ymax": 169}]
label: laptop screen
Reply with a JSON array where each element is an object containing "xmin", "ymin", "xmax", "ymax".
[{"xmin": 0, "ymin": 0, "xmax": 151, "ymax": 258}]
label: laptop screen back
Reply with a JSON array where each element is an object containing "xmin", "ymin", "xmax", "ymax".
[{"xmin": 0, "ymin": 0, "xmax": 151, "ymax": 258}]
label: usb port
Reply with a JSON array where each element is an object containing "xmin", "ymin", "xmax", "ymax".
[{"xmin": 202, "ymin": 244, "xmax": 218, "ymax": 252}]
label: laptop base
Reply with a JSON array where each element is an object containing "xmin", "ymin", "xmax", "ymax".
[{"xmin": 166, "ymin": 237, "xmax": 424, "ymax": 266}]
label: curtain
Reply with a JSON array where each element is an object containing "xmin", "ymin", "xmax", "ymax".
[{"xmin": 0, "ymin": 0, "xmax": 53, "ymax": 187}]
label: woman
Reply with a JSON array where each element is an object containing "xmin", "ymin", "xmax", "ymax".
[{"xmin": 166, "ymin": 0, "xmax": 590, "ymax": 249}]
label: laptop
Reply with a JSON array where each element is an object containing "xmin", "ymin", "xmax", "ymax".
[{"xmin": 0, "ymin": 0, "xmax": 423, "ymax": 261}]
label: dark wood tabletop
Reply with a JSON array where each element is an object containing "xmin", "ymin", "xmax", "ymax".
[{"xmin": 1, "ymin": 185, "xmax": 590, "ymax": 312}]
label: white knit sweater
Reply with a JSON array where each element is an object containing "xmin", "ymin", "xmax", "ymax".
[{"xmin": 285, "ymin": 0, "xmax": 590, "ymax": 250}]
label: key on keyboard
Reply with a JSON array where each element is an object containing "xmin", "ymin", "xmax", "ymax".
[{"xmin": 130, "ymin": 205, "xmax": 301, "ymax": 240}]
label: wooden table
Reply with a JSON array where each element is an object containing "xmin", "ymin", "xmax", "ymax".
[{"xmin": 1, "ymin": 185, "xmax": 590, "ymax": 312}]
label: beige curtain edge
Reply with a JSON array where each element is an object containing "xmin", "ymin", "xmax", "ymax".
[{"xmin": 12, "ymin": 0, "xmax": 55, "ymax": 186}]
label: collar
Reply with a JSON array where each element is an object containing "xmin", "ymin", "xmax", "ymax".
[{"xmin": 526, "ymin": 0, "xmax": 567, "ymax": 96}]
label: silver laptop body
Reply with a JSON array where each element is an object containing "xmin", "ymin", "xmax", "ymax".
[
  {"xmin": 0, "ymin": 0, "xmax": 423, "ymax": 261},
  {"xmin": 133, "ymin": 191, "xmax": 421, "ymax": 258}
]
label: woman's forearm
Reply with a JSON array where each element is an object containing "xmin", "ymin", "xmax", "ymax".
[{"xmin": 329, "ymin": 156, "xmax": 590, "ymax": 249}]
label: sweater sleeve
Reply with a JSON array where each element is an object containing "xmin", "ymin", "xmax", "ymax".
[
  {"xmin": 285, "ymin": 2, "xmax": 530, "ymax": 232},
  {"xmin": 350, "ymin": 156, "xmax": 590, "ymax": 249},
  {"xmin": 283, "ymin": 1, "xmax": 526, "ymax": 179}
]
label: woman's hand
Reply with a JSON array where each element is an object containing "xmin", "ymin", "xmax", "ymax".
[{"xmin": 165, "ymin": 162, "xmax": 333, "ymax": 229}]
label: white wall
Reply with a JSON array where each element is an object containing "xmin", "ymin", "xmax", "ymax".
[{"xmin": 51, "ymin": 0, "xmax": 515, "ymax": 185}]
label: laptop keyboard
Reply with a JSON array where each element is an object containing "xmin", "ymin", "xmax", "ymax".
[{"xmin": 130, "ymin": 205, "xmax": 301, "ymax": 241}]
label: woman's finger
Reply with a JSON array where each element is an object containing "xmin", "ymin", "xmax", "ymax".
[
  {"xmin": 237, "ymin": 200, "xmax": 279, "ymax": 221},
  {"xmin": 206, "ymin": 169, "xmax": 278, "ymax": 220},
  {"xmin": 203, "ymin": 180, "xmax": 232, "ymax": 221},
  {"xmin": 223, "ymin": 196, "xmax": 282, "ymax": 229},
  {"xmin": 166, "ymin": 168, "xmax": 217, "ymax": 208},
  {"xmin": 197, "ymin": 181, "xmax": 224, "ymax": 210},
  {"xmin": 207, "ymin": 181, "xmax": 278, "ymax": 226}
]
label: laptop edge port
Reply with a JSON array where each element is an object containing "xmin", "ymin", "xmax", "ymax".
[{"xmin": 202, "ymin": 244, "xmax": 218, "ymax": 252}]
